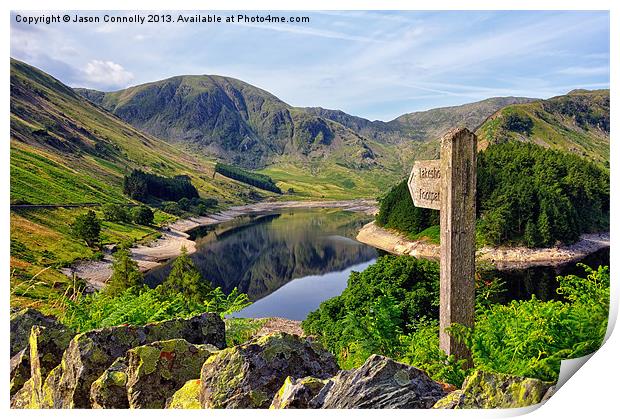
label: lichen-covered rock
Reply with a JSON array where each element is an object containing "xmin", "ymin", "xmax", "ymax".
[
  {"xmin": 432, "ymin": 370, "xmax": 554, "ymax": 409},
  {"xmin": 39, "ymin": 365, "xmax": 63, "ymax": 408},
  {"xmin": 270, "ymin": 376, "xmax": 328, "ymax": 409},
  {"xmin": 166, "ymin": 379, "xmax": 202, "ymax": 409},
  {"xmin": 90, "ymin": 358, "xmax": 129, "ymax": 409},
  {"xmin": 44, "ymin": 312, "xmax": 225, "ymax": 408},
  {"xmin": 10, "ymin": 378, "xmax": 35, "ymax": 409},
  {"xmin": 432, "ymin": 390, "xmax": 465, "ymax": 409},
  {"xmin": 29, "ymin": 325, "xmax": 75, "ymax": 407},
  {"xmin": 200, "ymin": 332, "xmax": 338, "ymax": 408},
  {"xmin": 126, "ymin": 339, "xmax": 218, "ymax": 408},
  {"xmin": 10, "ymin": 322, "xmax": 74, "ymax": 406},
  {"xmin": 10, "ymin": 308, "xmax": 60, "ymax": 357},
  {"xmin": 313, "ymin": 354, "xmax": 446, "ymax": 409},
  {"xmin": 10, "ymin": 348, "xmax": 30, "ymax": 398}
]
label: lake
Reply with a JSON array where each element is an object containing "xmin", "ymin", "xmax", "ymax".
[
  {"xmin": 145, "ymin": 208, "xmax": 378, "ymax": 320},
  {"xmin": 145, "ymin": 208, "xmax": 610, "ymax": 320},
  {"xmin": 492, "ymin": 247, "xmax": 610, "ymax": 304}
]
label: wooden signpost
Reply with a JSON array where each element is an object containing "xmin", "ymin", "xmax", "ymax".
[{"xmin": 408, "ymin": 127, "xmax": 477, "ymax": 362}]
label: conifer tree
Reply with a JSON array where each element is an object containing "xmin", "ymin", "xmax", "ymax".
[
  {"xmin": 537, "ymin": 211, "xmax": 553, "ymax": 247},
  {"xmin": 106, "ymin": 247, "xmax": 143, "ymax": 296},
  {"xmin": 161, "ymin": 246, "xmax": 211, "ymax": 303},
  {"xmin": 523, "ymin": 220, "xmax": 539, "ymax": 248}
]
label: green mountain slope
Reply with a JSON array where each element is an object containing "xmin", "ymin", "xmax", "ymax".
[
  {"xmin": 75, "ymin": 76, "xmax": 386, "ymax": 171},
  {"xmin": 476, "ymin": 89, "xmax": 609, "ymax": 166},
  {"xmin": 75, "ymin": 77, "xmax": 537, "ymax": 198},
  {"xmin": 10, "ymin": 58, "xmax": 277, "ymax": 311},
  {"xmin": 11, "ymin": 59, "xmax": 266, "ymax": 206},
  {"xmin": 75, "ymin": 78, "xmax": 409, "ymax": 198}
]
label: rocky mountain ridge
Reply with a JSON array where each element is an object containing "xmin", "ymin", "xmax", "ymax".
[{"xmin": 75, "ymin": 76, "xmax": 536, "ymax": 169}]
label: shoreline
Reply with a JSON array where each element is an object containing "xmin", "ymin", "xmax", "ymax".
[
  {"xmin": 62, "ymin": 199, "xmax": 378, "ymax": 289},
  {"xmin": 356, "ymin": 221, "xmax": 609, "ymax": 270}
]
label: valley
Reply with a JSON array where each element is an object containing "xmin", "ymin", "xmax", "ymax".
[
  {"xmin": 9, "ymin": 57, "xmax": 610, "ymax": 315},
  {"xmin": 8, "ymin": 9, "xmax": 612, "ymax": 411}
]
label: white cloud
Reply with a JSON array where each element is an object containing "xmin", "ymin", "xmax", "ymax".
[
  {"xmin": 10, "ymin": 10, "xmax": 610, "ymax": 119},
  {"xmin": 82, "ymin": 60, "xmax": 134, "ymax": 88}
]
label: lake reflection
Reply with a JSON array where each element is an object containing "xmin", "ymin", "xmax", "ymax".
[
  {"xmin": 493, "ymin": 247, "xmax": 610, "ymax": 303},
  {"xmin": 145, "ymin": 209, "xmax": 377, "ymax": 313}
]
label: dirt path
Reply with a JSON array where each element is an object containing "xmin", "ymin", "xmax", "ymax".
[
  {"xmin": 62, "ymin": 199, "xmax": 378, "ymax": 289},
  {"xmin": 254, "ymin": 317, "xmax": 304, "ymax": 337},
  {"xmin": 357, "ymin": 221, "xmax": 609, "ymax": 270}
]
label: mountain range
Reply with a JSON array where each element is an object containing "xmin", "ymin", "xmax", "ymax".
[
  {"xmin": 74, "ymin": 77, "xmax": 536, "ymax": 170},
  {"xmin": 11, "ymin": 57, "xmax": 610, "ymax": 204}
]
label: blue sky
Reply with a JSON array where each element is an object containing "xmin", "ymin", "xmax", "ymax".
[{"xmin": 11, "ymin": 10, "xmax": 609, "ymax": 121}]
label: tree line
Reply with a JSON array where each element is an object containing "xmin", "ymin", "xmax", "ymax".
[
  {"xmin": 123, "ymin": 169, "xmax": 199, "ymax": 202},
  {"xmin": 215, "ymin": 162, "xmax": 282, "ymax": 194}
]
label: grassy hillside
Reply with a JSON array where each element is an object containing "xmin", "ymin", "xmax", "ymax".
[
  {"xmin": 261, "ymin": 141, "xmax": 407, "ymax": 200},
  {"xmin": 9, "ymin": 58, "xmax": 279, "ymax": 312},
  {"xmin": 11, "ymin": 59, "xmax": 276, "ymax": 206},
  {"xmin": 476, "ymin": 89, "xmax": 609, "ymax": 166}
]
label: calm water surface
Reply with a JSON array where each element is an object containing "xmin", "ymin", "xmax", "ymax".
[
  {"xmin": 146, "ymin": 208, "xmax": 377, "ymax": 319},
  {"xmin": 146, "ymin": 208, "xmax": 609, "ymax": 319}
]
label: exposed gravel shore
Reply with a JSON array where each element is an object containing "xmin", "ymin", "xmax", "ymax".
[
  {"xmin": 62, "ymin": 199, "xmax": 378, "ymax": 289},
  {"xmin": 357, "ymin": 221, "xmax": 609, "ymax": 270}
]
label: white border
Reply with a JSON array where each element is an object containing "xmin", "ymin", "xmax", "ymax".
[{"xmin": 2, "ymin": 1, "xmax": 616, "ymax": 418}]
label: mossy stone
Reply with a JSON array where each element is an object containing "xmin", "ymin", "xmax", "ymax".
[
  {"xmin": 90, "ymin": 357, "xmax": 129, "ymax": 409},
  {"xmin": 44, "ymin": 312, "xmax": 224, "ymax": 408},
  {"xmin": 432, "ymin": 370, "xmax": 554, "ymax": 409},
  {"xmin": 125, "ymin": 339, "xmax": 218, "ymax": 409},
  {"xmin": 200, "ymin": 332, "xmax": 338, "ymax": 409},
  {"xmin": 166, "ymin": 379, "xmax": 202, "ymax": 409},
  {"xmin": 270, "ymin": 376, "xmax": 328, "ymax": 409}
]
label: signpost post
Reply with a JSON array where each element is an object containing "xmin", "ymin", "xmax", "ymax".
[{"xmin": 407, "ymin": 127, "xmax": 477, "ymax": 363}]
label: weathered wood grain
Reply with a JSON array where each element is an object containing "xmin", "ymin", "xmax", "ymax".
[{"xmin": 439, "ymin": 127, "xmax": 477, "ymax": 364}]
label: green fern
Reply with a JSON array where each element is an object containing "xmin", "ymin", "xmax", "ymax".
[{"xmin": 56, "ymin": 285, "xmax": 251, "ymax": 333}]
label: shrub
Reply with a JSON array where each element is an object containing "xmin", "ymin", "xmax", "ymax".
[
  {"xmin": 131, "ymin": 205, "xmax": 154, "ymax": 225},
  {"xmin": 302, "ymin": 255, "xmax": 440, "ymax": 368},
  {"xmin": 302, "ymin": 254, "xmax": 609, "ymax": 386},
  {"xmin": 178, "ymin": 197, "xmax": 191, "ymax": 211},
  {"xmin": 58, "ymin": 285, "xmax": 251, "ymax": 333},
  {"xmin": 162, "ymin": 201, "xmax": 183, "ymax": 216},
  {"xmin": 101, "ymin": 203, "xmax": 130, "ymax": 223},
  {"xmin": 450, "ymin": 265, "xmax": 608, "ymax": 382},
  {"xmin": 71, "ymin": 210, "xmax": 101, "ymax": 248}
]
